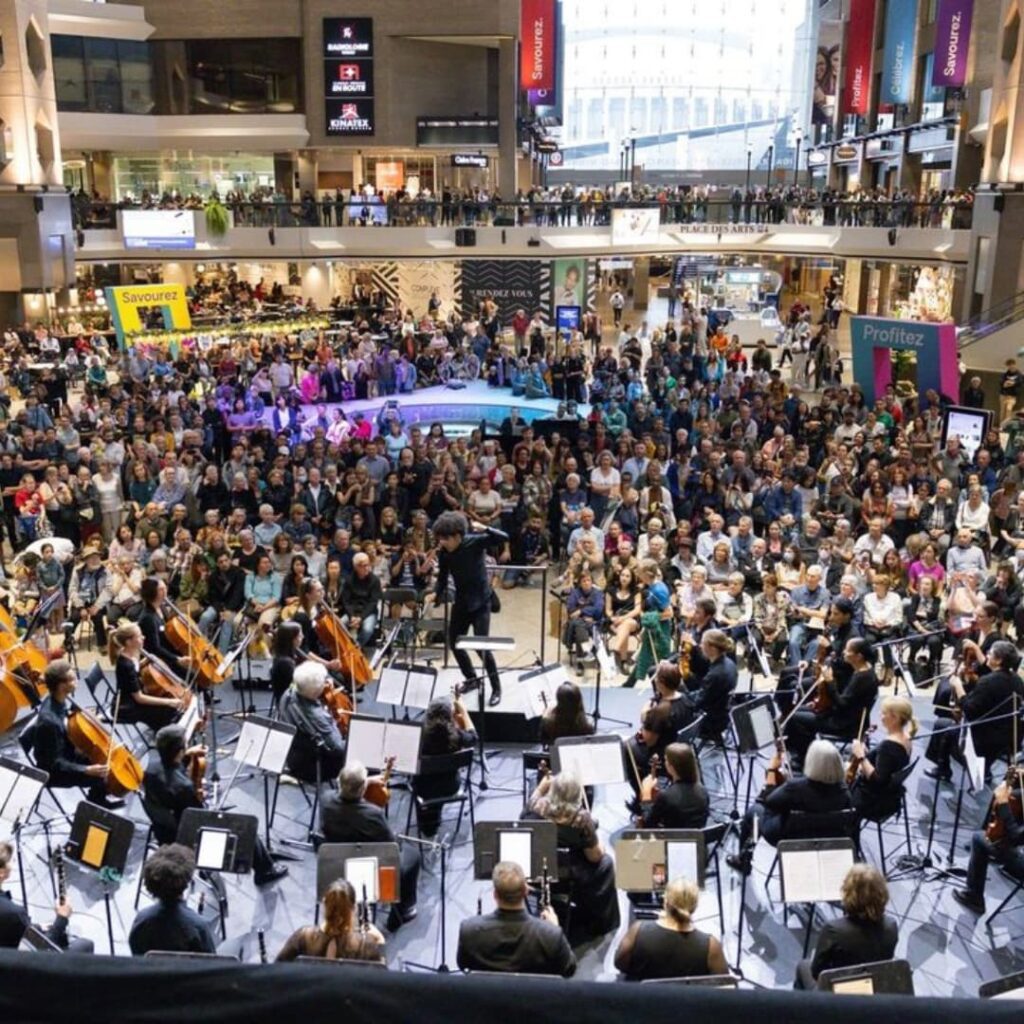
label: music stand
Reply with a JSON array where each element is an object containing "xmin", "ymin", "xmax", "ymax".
[
  {"xmin": 778, "ymin": 838, "xmax": 857, "ymax": 957},
  {"xmin": 730, "ymin": 694, "xmax": 780, "ymax": 824},
  {"xmin": 517, "ymin": 664, "xmax": 565, "ymax": 720},
  {"xmin": 818, "ymin": 959, "xmax": 915, "ymax": 995},
  {"xmin": 615, "ymin": 830, "xmax": 707, "ymax": 890},
  {"xmin": 0, "ymin": 756, "xmax": 48, "ymax": 910},
  {"xmin": 19, "ymin": 925, "xmax": 62, "ymax": 954},
  {"xmin": 550, "ymin": 734, "xmax": 627, "ymax": 787},
  {"xmin": 232, "ymin": 715, "xmax": 296, "ymax": 849},
  {"xmin": 979, "ymin": 968, "xmax": 1024, "ymax": 999},
  {"xmin": 640, "ymin": 975, "xmax": 738, "ymax": 988},
  {"xmin": 65, "ymin": 800, "xmax": 136, "ymax": 954},
  {"xmin": 376, "ymin": 662, "xmax": 441, "ymax": 716},
  {"xmin": 454, "ymin": 634, "xmax": 515, "ymax": 791},
  {"xmin": 472, "ymin": 820, "xmax": 559, "ymax": 880},
  {"xmin": 591, "ymin": 625, "xmax": 631, "ymax": 728},
  {"xmin": 315, "ymin": 841, "xmax": 401, "ymax": 923},
  {"xmin": 144, "ymin": 950, "xmax": 241, "ymax": 962}
]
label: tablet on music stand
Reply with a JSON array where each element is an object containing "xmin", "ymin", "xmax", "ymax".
[
  {"xmin": 316, "ymin": 842, "xmax": 401, "ymax": 904},
  {"xmin": 615, "ymin": 830, "xmax": 707, "ymax": 891},
  {"xmin": 65, "ymin": 801, "xmax": 135, "ymax": 875},
  {"xmin": 178, "ymin": 808, "xmax": 258, "ymax": 875},
  {"xmin": 472, "ymin": 820, "xmax": 559, "ymax": 880}
]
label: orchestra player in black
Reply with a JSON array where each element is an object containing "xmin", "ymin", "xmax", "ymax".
[
  {"xmin": 433, "ymin": 511, "xmax": 508, "ymax": 706},
  {"xmin": 269, "ymin": 620, "xmax": 303, "ymax": 708},
  {"xmin": 0, "ymin": 840, "xmax": 93, "ymax": 952},
  {"xmin": 128, "ymin": 844, "xmax": 217, "ymax": 956},
  {"xmin": 456, "ymin": 861, "xmax": 576, "ymax": 976},
  {"xmin": 138, "ymin": 577, "xmax": 189, "ymax": 671},
  {"xmin": 638, "ymin": 742, "xmax": 709, "ymax": 829},
  {"xmin": 784, "ymin": 636, "xmax": 879, "ymax": 766},
  {"xmin": 320, "ymin": 761, "xmax": 419, "ymax": 930},
  {"xmin": 143, "ymin": 725, "xmax": 286, "ymax": 886},
  {"xmin": 111, "ymin": 622, "xmax": 182, "ymax": 732},
  {"xmin": 627, "ymin": 661, "xmax": 694, "ymax": 789}
]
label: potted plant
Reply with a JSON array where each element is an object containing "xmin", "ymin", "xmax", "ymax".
[{"xmin": 205, "ymin": 198, "xmax": 230, "ymax": 237}]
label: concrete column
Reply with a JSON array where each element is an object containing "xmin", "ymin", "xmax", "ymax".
[
  {"xmin": 632, "ymin": 258, "xmax": 650, "ymax": 313},
  {"xmin": 496, "ymin": 38, "xmax": 518, "ymax": 193}
]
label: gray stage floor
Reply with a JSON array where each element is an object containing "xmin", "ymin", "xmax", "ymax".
[{"xmin": 3, "ymin": 662, "xmax": 1022, "ymax": 995}]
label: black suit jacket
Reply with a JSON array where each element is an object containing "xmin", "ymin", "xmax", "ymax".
[
  {"xmin": 690, "ymin": 655, "xmax": 737, "ymax": 734},
  {"xmin": 643, "ymin": 781, "xmax": 709, "ymax": 829},
  {"xmin": 456, "ymin": 908, "xmax": 576, "ymax": 977},
  {"xmin": 320, "ymin": 794, "xmax": 395, "ymax": 844},
  {"xmin": 32, "ymin": 696, "xmax": 91, "ymax": 787},
  {"xmin": 435, "ymin": 528, "xmax": 507, "ymax": 614},
  {"xmin": 0, "ymin": 891, "xmax": 67, "ymax": 949},
  {"xmin": 809, "ymin": 914, "xmax": 898, "ymax": 979},
  {"xmin": 300, "ymin": 485, "xmax": 335, "ymax": 522},
  {"xmin": 138, "ymin": 608, "xmax": 182, "ymax": 665},
  {"xmin": 208, "ymin": 568, "xmax": 246, "ymax": 612},
  {"xmin": 143, "ymin": 757, "xmax": 201, "ymax": 843},
  {"xmin": 962, "ymin": 669, "xmax": 1024, "ymax": 759}
]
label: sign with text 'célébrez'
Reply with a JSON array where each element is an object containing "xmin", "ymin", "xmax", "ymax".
[{"xmin": 323, "ymin": 18, "xmax": 375, "ymax": 136}]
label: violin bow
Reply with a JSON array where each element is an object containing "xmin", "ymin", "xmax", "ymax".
[{"xmin": 624, "ymin": 736, "xmax": 645, "ymax": 795}]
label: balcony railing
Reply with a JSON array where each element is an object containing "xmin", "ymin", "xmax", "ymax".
[{"xmin": 75, "ymin": 196, "xmax": 974, "ymax": 232}]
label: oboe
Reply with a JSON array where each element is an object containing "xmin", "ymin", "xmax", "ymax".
[
  {"xmin": 540, "ymin": 857, "xmax": 551, "ymax": 912},
  {"xmin": 359, "ymin": 884, "xmax": 370, "ymax": 935}
]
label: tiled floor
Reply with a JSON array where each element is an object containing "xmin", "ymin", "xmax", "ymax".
[{"xmin": 5, "ymin": 629, "xmax": 1021, "ymax": 995}]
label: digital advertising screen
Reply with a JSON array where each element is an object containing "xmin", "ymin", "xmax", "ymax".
[{"xmin": 121, "ymin": 210, "xmax": 196, "ymax": 250}]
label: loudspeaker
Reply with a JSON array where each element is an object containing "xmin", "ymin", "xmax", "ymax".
[
  {"xmin": 33, "ymin": 196, "xmax": 44, "ymax": 214},
  {"xmin": 268, "ymin": 228, "xmax": 276, "ymax": 246},
  {"xmin": 455, "ymin": 228, "xmax": 477, "ymax": 247},
  {"xmin": 493, "ymin": 215, "xmax": 514, "ymax": 227},
  {"xmin": 887, "ymin": 227, "xmax": 898, "ymax": 247}
]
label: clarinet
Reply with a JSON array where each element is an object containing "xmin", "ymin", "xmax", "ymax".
[
  {"xmin": 476, "ymin": 895, "xmax": 483, "ymax": 915},
  {"xmin": 53, "ymin": 845, "xmax": 67, "ymax": 905},
  {"xmin": 257, "ymin": 928, "xmax": 268, "ymax": 964},
  {"xmin": 360, "ymin": 884, "xmax": 370, "ymax": 935},
  {"xmin": 540, "ymin": 857, "xmax": 551, "ymax": 913}
]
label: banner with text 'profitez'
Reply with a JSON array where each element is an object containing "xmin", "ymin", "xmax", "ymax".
[
  {"xmin": 932, "ymin": 0, "xmax": 973, "ymax": 88},
  {"xmin": 843, "ymin": 0, "xmax": 876, "ymax": 117}
]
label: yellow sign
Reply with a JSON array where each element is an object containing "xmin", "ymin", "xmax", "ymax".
[{"xmin": 104, "ymin": 284, "xmax": 191, "ymax": 343}]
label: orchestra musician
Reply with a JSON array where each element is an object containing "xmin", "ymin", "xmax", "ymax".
[
  {"xmin": 29, "ymin": 660, "xmax": 117, "ymax": 809},
  {"xmin": 627, "ymin": 661, "xmax": 694, "ymax": 788},
  {"xmin": 276, "ymin": 879, "xmax": 386, "ymax": 964},
  {"xmin": 110, "ymin": 623, "xmax": 183, "ymax": 732},
  {"xmin": 128, "ymin": 844, "xmax": 217, "ymax": 956},
  {"xmin": 416, "ymin": 695, "xmax": 477, "ymax": 836},
  {"xmin": 320, "ymin": 761, "xmax": 420, "ymax": 931},
  {"xmin": 794, "ymin": 864, "xmax": 898, "ymax": 989},
  {"xmin": 677, "ymin": 597, "xmax": 719, "ymax": 687},
  {"xmin": 432, "ymin": 511, "xmax": 509, "ymax": 707},
  {"xmin": 539, "ymin": 681, "xmax": 595, "ymax": 746},
  {"xmin": 142, "ymin": 725, "xmax": 287, "ymax": 886},
  {"xmin": 680, "ymin": 629, "xmax": 738, "ymax": 741},
  {"xmin": 637, "ymin": 742, "xmax": 709, "ymax": 830},
  {"xmin": 290, "ymin": 577, "xmax": 344, "ymax": 672},
  {"xmin": 952, "ymin": 769, "xmax": 1024, "ymax": 915},
  {"xmin": 614, "ymin": 877, "xmax": 728, "ymax": 981},
  {"xmin": 137, "ymin": 578, "xmax": 189, "ymax": 673},
  {"xmin": 783, "ymin": 637, "xmax": 879, "ymax": 769},
  {"xmin": 848, "ymin": 696, "xmax": 916, "ymax": 817},
  {"xmin": 277, "ymin": 661, "xmax": 347, "ymax": 779},
  {"xmin": 456, "ymin": 861, "xmax": 576, "ymax": 977},
  {"xmin": 0, "ymin": 841, "xmax": 93, "ymax": 952},
  {"xmin": 269, "ymin": 620, "xmax": 303, "ymax": 708},
  {"xmin": 727, "ymin": 739, "xmax": 851, "ymax": 876}
]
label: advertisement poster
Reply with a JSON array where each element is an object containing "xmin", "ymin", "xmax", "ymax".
[
  {"xmin": 880, "ymin": 0, "xmax": 917, "ymax": 106},
  {"xmin": 933, "ymin": 0, "xmax": 973, "ymax": 88},
  {"xmin": 460, "ymin": 260, "xmax": 547, "ymax": 325},
  {"xmin": 813, "ymin": 21, "xmax": 842, "ymax": 128},
  {"xmin": 552, "ymin": 258, "xmax": 587, "ymax": 312},
  {"xmin": 323, "ymin": 18, "xmax": 375, "ymax": 136},
  {"xmin": 843, "ymin": 0, "xmax": 876, "ymax": 116},
  {"xmin": 520, "ymin": 0, "xmax": 556, "ymax": 92}
]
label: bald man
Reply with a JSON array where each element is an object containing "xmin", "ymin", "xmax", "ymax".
[{"xmin": 340, "ymin": 552, "xmax": 383, "ymax": 649}]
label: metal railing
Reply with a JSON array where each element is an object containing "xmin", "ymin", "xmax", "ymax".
[
  {"xmin": 75, "ymin": 196, "xmax": 975, "ymax": 233},
  {"xmin": 958, "ymin": 290, "xmax": 1024, "ymax": 349}
]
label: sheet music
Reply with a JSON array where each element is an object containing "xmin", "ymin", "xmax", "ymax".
[
  {"xmin": 403, "ymin": 668, "xmax": 437, "ymax": 710},
  {"xmin": 666, "ymin": 840, "xmax": 700, "ymax": 888},
  {"xmin": 345, "ymin": 857, "xmax": 379, "ymax": 902},
  {"xmin": 259, "ymin": 728, "xmax": 294, "ymax": 775},
  {"xmin": 382, "ymin": 722, "xmax": 422, "ymax": 774},
  {"xmin": 347, "ymin": 718, "xmax": 387, "ymax": 771},
  {"xmin": 522, "ymin": 667, "xmax": 564, "ymax": 720},
  {"xmin": 0, "ymin": 772, "xmax": 44, "ymax": 826},
  {"xmin": 749, "ymin": 703, "xmax": 776, "ymax": 750},
  {"xmin": 376, "ymin": 666, "xmax": 408, "ymax": 706},
  {"xmin": 596, "ymin": 638, "xmax": 616, "ymax": 678},
  {"xmin": 833, "ymin": 977, "xmax": 874, "ymax": 995},
  {"xmin": 964, "ymin": 730, "xmax": 985, "ymax": 791},
  {"xmin": 782, "ymin": 846, "xmax": 854, "ymax": 903},
  {"xmin": 555, "ymin": 738, "xmax": 625, "ymax": 786},
  {"xmin": 179, "ymin": 700, "xmax": 201, "ymax": 741},
  {"xmin": 234, "ymin": 721, "xmax": 268, "ymax": 770}
]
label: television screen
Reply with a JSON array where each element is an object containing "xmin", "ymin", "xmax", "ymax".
[{"xmin": 121, "ymin": 210, "xmax": 196, "ymax": 250}]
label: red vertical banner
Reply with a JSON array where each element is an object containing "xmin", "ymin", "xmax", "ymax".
[
  {"xmin": 843, "ymin": 0, "xmax": 877, "ymax": 116},
  {"xmin": 520, "ymin": 0, "xmax": 556, "ymax": 92}
]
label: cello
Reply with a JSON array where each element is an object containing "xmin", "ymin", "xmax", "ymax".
[
  {"xmin": 66, "ymin": 699, "xmax": 144, "ymax": 797},
  {"xmin": 140, "ymin": 654, "xmax": 194, "ymax": 711},
  {"xmin": 315, "ymin": 603, "xmax": 372, "ymax": 689},
  {"xmin": 163, "ymin": 603, "xmax": 230, "ymax": 688}
]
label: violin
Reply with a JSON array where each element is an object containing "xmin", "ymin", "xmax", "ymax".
[
  {"xmin": 140, "ymin": 654, "xmax": 193, "ymax": 711},
  {"xmin": 163, "ymin": 604, "xmax": 229, "ymax": 688},
  {"xmin": 679, "ymin": 635, "xmax": 694, "ymax": 679},
  {"xmin": 365, "ymin": 755, "xmax": 395, "ymax": 808},
  {"xmin": 764, "ymin": 737, "xmax": 789, "ymax": 789},
  {"xmin": 184, "ymin": 706, "xmax": 209, "ymax": 804},
  {"xmin": 845, "ymin": 711, "xmax": 874, "ymax": 786},
  {"xmin": 321, "ymin": 682, "xmax": 354, "ymax": 737},
  {"xmin": 811, "ymin": 664, "xmax": 833, "ymax": 715},
  {"xmin": 984, "ymin": 764, "xmax": 1024, "ymax": 843},
  {"xmin": 315, "ymin": 603, "xmax": 372, "ymax": 689},
  {"xmin": 66, "ymin": 700, "xmax": 144, "ymax": 797}
]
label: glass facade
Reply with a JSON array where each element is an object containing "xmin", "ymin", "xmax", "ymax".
[
  {"xmin": 53, "ymin": 35, "xmax": 154, "ymax": 113},
  {"xmin": 53, "ymin": 36, "xmax": 303, "ymax": 115},
  {"xmin": 110, "ymin": 153, "xmax": 275, "ymax": 201}
]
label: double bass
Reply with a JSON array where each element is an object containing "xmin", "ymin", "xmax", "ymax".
[
  {"xmin": 66, "ymin": 700, "xmax": 144, "ymax": 797},
  {"xmin": 315, "ymin": 603, "xmax": 372, "ymax": 689}
]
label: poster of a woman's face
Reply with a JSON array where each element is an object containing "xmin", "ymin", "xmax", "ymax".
[{"xmin": 554, "ymin": 258, "xmax": 586, "ymax": 309}]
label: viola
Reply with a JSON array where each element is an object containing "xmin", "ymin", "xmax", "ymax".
[
  {"xmin": 810, "ymin": 665, "xmax": 833, "ymax": 715},
  {"xmin": 845, "ymin": 721, "xmax": 876, "ymax": 787},
  {"xmin": 315, "ymin": 604, "xmax": 372, "ymax": 689},
  {"xmin": 163, "ymin": 608, "xmax": 229, "ymax": 688},
  {"xmin": 984, "ymin": 764, "xmax": 1024, "ymax": 844},
  {"xmin": 365, "ymin": 755, "xmax": 395, "ymax": 808},
  {"xmin": 140, "ymin": 654, "xmax": 193, "ymax": 711},
  {"xmin": 66, "ymin": 702, "xmax": 144, "ymax": 797}
]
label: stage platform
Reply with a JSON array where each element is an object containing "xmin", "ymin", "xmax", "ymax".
[{"xmin": 271, "ymin": 381, "xmax": 590, "ymax": 432}]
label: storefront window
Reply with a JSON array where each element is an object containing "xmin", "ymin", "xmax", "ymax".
[
  {"xmin": 53, "ymin": 35, "xmax": 154, "ymax": 114},
  {"xmin": 111, "ymin": 153, "xmax": 275, "ymax": 201},
  {"xmin": 888, "ymin": 264, "xmax": 955, "ymax": 322},
  {"xmin": 186, "ymin": 39, "xmax": 302, "ymax": 114},
  {"xmin": 363, "ymin": 156, "xmax": 436, "ymax": 194}
]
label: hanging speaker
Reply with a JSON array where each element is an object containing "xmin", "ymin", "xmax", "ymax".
[{"xmin": 455, "ymin": 228, "xmax": 476, "ymax": 247}]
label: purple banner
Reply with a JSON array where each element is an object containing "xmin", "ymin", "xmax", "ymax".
[{"xmin": 932, "ymin": 0, "xmax": 973, "ymax": 88}]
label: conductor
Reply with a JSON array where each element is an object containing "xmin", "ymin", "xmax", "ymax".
[{"xmin": 432, "ymin": 511, "xmax": 509, "ymax": 707}]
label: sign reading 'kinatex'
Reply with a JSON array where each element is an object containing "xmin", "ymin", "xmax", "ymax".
[{"xmin": 324, "ymin": 18, "xmax": 375, "ymax": 136}]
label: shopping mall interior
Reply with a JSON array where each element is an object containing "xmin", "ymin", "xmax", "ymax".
[{"xmin": 0, "ymin": 1, "xmax": 1023, "ymax": 1019}]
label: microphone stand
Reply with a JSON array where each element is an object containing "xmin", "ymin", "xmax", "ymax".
[{"xmin": 395, "ymin": 833, "xmax": 451, "ymax": 973}]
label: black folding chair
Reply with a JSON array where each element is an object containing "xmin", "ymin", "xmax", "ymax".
[
  {"xmin": 857, "ymin": 759, "xmax": 918, "ymax": 875},
  {"xmin": 405, "ymin": 748, "xmax": 475, "ymax": 841}
]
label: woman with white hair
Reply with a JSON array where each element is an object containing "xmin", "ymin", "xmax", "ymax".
[
  {"xmin": 727, "ymin": 738, "xmax": 852, "ymax": 876},
  {"xmin": 525, "ymin": 770, "xmax": 620, "ymax": 941},
  {"xmin": 277, "ymin": 661, "xmax": 346, "ymax": 779}
]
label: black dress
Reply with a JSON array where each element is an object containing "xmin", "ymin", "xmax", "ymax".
[
  {"xmin": 114, "ymin": 655, "xmax": 178, "ymax": 732},
  {"xmin": 618, "ymin": 923, "xmax": 712, "ymax": 981},
  {"xmin": 851, "ymin": 739, "xmax": 910, "ymax": 818},
  {"xmin": 270, "ymin": 654, "xmax": 297, "ymax": 704}
]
